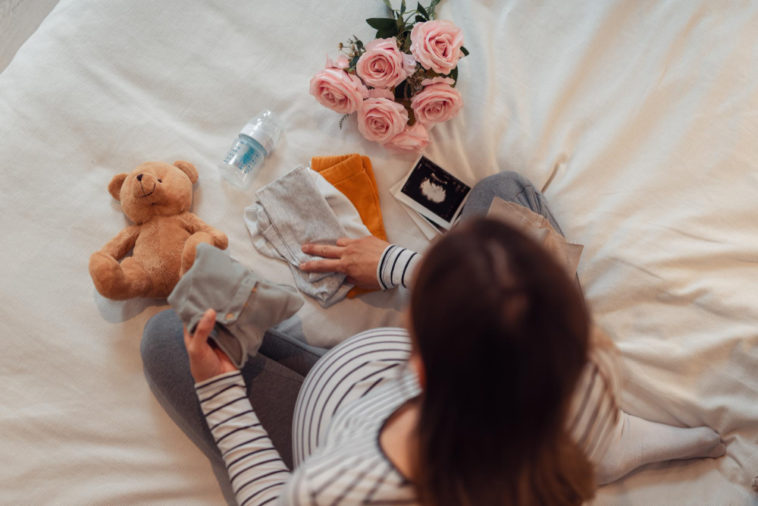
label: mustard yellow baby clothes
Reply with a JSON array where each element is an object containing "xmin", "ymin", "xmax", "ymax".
[
  {"xmin": 310, "ymin": 154, "xmax": 388, "ymax": 298},
  {"xmin": 310, "ymin": 154, "xmax": 387, "ymax": 241}
]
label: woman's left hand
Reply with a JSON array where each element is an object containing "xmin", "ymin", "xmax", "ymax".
[
  {"xmin": 183, "ymin": 308, "xmax": 238, "ymax": 383},
  {"xmin": 300, "ymin": 236, "xmax": 389, "ymax": 290}
]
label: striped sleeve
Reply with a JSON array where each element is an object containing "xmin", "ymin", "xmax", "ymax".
[
  {"xmin": 566, "ymin": 324, "xmax": 621, "ymax": 464},
  {"xmin": 196, "ymin": 371, "xmax": 290, "ymax": 506},
  {"xmin": 377, "ymin": 245, "xmax": 421, "ymax": 290}
]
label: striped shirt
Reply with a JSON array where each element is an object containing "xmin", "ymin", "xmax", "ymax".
[
  {"xmin": 197, "ymin": 329, "xmax": 418, "ymax": 505},
  {"xmin": 376, "ymin": 245, "xmax": 421, "ymax": 290},
  {"xmin": 197, "ymin": 326, "xmax": 620, "ymax": 505}
]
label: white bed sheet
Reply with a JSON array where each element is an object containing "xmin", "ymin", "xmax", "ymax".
[
  {"xmin": 0, "ymin": 0, "xmax": 59, "ymax": 72},
  {"xmin": 0, "ymin": 0, "xmax": 756, "ymax": 504}
]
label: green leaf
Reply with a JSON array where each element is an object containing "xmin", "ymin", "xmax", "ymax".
[
  {"xmin": 449, "ymin": 66, "xmax": 458, "ymax": 84},
  {"xmin": 401, "ymin": 0, "xmax": 406, "ymax": 14},
  {"xmin": 396, "ymin": 16, "xmax": 406, "ymax": 34},
  {"xmin": 417, "ymin": 3, "xmax": 429, "ymax": 19},
  {"xmin": 366, "ymin": 17, "xmax": 398, "ymax": 32},
  {"xmin": 461, "ymin": 46, "xmax": 469, "ymax": 56},
  {"xmin": 400, "ymin": 39, "xmax": 411, "ymax": 52},
  {"xmin": 376, "ymin": 28, "xmax": 396, "ymax": 39},
  {"xmin": 367, "ymin": 18, "xmax": 399, "ymax": 38},
  {"xmin": 382, "ymin": 0, "xmax": 393, "ymax": 14},
  {"xmin": 394, "ymin": 80, "xmax": 408, "ymax": 101},
  {"xmin": 428, "ymin": 0, "xmax": 441, "ymax": 18}
]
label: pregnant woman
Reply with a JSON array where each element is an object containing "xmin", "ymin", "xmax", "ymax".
[{"xmin": 142, "ymin": 172, "xmax": 724, "ymax": 505}]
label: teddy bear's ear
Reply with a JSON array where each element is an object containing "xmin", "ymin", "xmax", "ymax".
[
  {"xmin": 174, "ymin": 160, "xmax": 199, "ymax": 184},
  {"xmin": 108, "ymin": 174, "xmax": 128, "ymax": 201}
]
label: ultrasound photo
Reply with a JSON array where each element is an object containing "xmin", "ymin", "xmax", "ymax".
[{"xmin": 399, "ymin": 156, "xmax": 471, "ymax": 225}]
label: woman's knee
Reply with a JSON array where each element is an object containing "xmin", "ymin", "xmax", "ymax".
[
  {"xmin": 471, "ymin": 171, "xmax": 535, "ymax": 200},
  {"xmin": 141, "ymin": 309, "xmax": 185, "ymax": 381},
  {"xmin": 462, "ymin": 171, "xmax": 538, "ymax": 219}
]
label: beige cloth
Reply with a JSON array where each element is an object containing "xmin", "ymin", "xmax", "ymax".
[{"xmin": 487, "ymin": 197, "xmax": 584, "ymax": 275}]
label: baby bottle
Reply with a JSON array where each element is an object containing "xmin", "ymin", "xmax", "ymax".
[{"xmin": 218, "ymin": 110, "xmax": 282, "ymax": 189}]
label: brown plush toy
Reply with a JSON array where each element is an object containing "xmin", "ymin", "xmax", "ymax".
[{"xmin": 89, "ymin": 160, "xmax": 228, "ymax": 300}]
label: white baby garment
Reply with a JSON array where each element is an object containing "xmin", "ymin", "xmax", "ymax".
[{"xmin": 244, "ymin": 166, "xmax": 370, "ymax": 307}]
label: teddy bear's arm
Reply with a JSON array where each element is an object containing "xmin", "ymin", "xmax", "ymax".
[
  {"xmin": 98, "ymin": 225, "xmax": 142, "ymax": 259},
  {"xmin": 183, "ymin": 213, "xmax": 229, "ymax": 249}
]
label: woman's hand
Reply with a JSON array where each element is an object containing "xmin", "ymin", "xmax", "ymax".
[
  {"xmin": 183, "ymin": 308, "xmax": 238, "ymax": 383},
  {"xmin": 300, "ymin": 236, "xmax": 390, "ymax": 290}
]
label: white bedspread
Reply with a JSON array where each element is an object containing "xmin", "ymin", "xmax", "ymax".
[{"xmin": 1, "ymin": 0, "xmax": 756, "ymax": 504}]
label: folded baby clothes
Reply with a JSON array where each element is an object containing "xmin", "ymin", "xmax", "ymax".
[
  {"xmin": 244, "ymin": 166, "xmax": 371, "ymax": 307},
  {"xmin": 167, "ymin": 243, "xmax": 304, "ymax": 368},
  {"xmin": 311, "ymin": 153, "xmax": 387, "ymax": 298}
]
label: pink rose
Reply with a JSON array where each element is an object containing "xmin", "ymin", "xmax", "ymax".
[
  {"xmin": 385, "ymin": 123, "xmax": 429, "ymax": 152},
  {"xmin": 403, "ymin": 54, "xmax": 417, "ymax": 75},
  {"xmin": 410, "ymin": 20, "xmax": 464, "ymax": 74},
  {"xmin": 411, "ymin": 82, "xmax": 463, "ymax": 125},
  {"xmin": 356, "ymin": 38, "xmax": 409, "ymax": 89},
  {"xmin": 325, "ymin": 54, "xmax": 350, "ymax": 70},
  {"xmin": 357, "ymin": 98, "xmax": 409, "ymax": 143},
  {"xmin": 421, "ymin": 76, "xmax": 455, "ymax": 87},
  {"xmin": 310, "ymin": 68, "xmax": 368, "ymax": 115},
  {"xmin": 367, "ymin": 87, "xmax": 395, "ymax": 100}
]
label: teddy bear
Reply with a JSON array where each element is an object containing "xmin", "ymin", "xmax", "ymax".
[{"xmin": 89, "ymin": 160, "xmax": 228, "ymax": 300}]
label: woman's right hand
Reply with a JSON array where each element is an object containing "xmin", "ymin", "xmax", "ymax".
[
  {"xmin": 300, "ymin": 236, "xmax": 390, "ymax": 290},
  {"xmin": 183, "ymin": 308, "xmax": 238, "ymax": 383}
]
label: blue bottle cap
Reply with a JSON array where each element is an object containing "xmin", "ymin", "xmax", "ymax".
[{"xmin": 240, "ymin": 110, "xmax": 282, "ymax": 155}]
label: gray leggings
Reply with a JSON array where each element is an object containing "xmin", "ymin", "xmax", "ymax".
[
  {"xmin": 459, "ymin": 170, "xmax": 562, "ymax": 232},
  {"xmin": 140, "ymin": 170, "xmax": 563, "ymax": 504}
]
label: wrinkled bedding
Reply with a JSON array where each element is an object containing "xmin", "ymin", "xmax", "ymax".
[{"xmin": 0, "ymin": 0, "xmax": 756, "ymax": 503}]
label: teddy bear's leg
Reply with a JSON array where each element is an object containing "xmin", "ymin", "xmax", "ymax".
[
  {"xmin": 119, "ymin": 257, "xmax": 153, "ymax": 298},
  {"xmin": 181, "ymin": 232, "xmax": 216, "ymax": 276},
  {"xmin": 89, "ymin": 251, "xmax": 152, "ymax": 300},
  {"xmin": 90, "ymin": 252, "xmax": 126, "ymax": 299}
]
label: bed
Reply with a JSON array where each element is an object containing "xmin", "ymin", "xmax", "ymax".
[{"xmin": 1, "ymin": 0, "xmax": 756, "ymax": 504}]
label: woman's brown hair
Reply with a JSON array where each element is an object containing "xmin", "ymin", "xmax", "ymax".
[{"xmin": 409, "ymin": 217, "xmax": 595, "ymax": 505}]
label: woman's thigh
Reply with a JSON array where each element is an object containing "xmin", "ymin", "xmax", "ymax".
[{"xmin": 140, "ymin": 309, "xmax": 303, "ymax": 469}]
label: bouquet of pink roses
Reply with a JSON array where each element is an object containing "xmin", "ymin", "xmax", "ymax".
[{"xmin": 309, "ymin": 0, "xmax": 468, "ymax": 152}]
